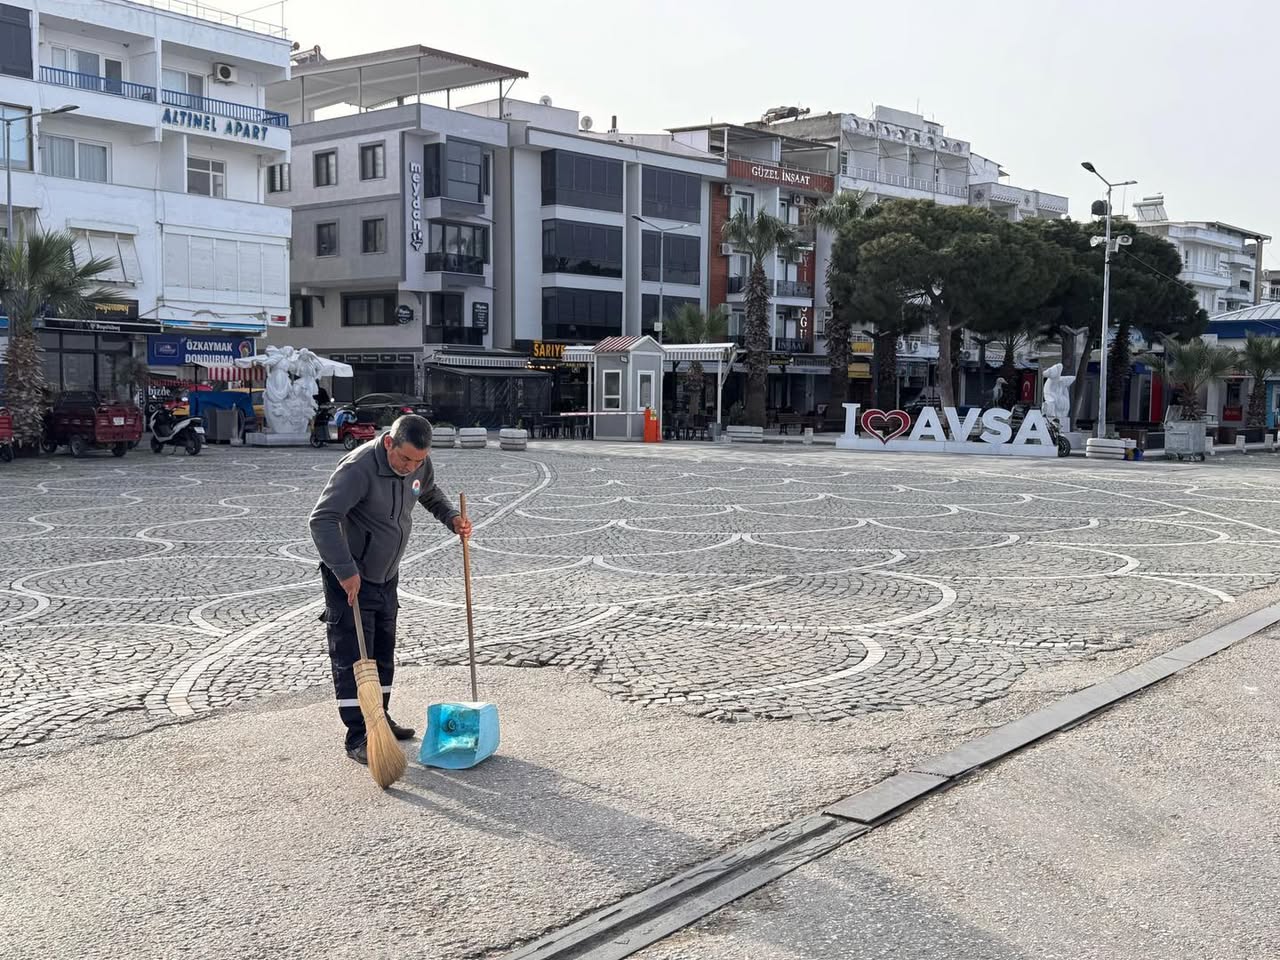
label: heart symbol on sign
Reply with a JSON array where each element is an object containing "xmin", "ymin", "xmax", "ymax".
[{"xmin": 860, "ymin": 408, "xmax": 911, "ymax": 444}]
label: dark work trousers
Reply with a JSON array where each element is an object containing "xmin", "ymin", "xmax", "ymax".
[{"xmin": 320, "ymin": 565, "xmax": 399, "ymax": 749}]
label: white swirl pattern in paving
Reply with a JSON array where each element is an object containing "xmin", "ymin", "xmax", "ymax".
[{"xmin": 2, "ymin": 443, "xmax": 1279, "ymax": 750}]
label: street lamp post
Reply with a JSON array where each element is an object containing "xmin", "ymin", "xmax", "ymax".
[
  {"xmin": 3, "ymin": 105, "xmax": 78, "ymax": 241},
  {"xmin": 632, "ymin": 215, "xmax": 696, "ymax": 344},
  {"xmin": 1081, "ymin": 162, "xmax": 1136, "ymax": 439}
]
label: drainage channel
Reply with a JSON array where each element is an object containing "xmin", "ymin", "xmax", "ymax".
[{"xmin": 499, "ymin": 602, "xmax": 1280, "ymax": 960}]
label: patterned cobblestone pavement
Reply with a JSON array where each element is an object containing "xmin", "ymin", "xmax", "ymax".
[{"xmin": 2, "ymin": 442, "xmax": 1279, "ymax": 752}]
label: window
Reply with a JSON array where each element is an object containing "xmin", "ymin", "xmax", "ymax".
[
  {"xmin": 426, "ymin": 221, "xmax": 488, "ymax": 274},
  {"xmin": 186, "ymin": 156, "xmax": 225, "ymax": 197},
  {"xmin": 603, "ymin": 370, "xmax": 622, "ymax": 411},
  {"xmin": 342, "ymin": 293, "xmax": 396, "ymax": 326},
  {"xmin": 541, "ymin": 219, "xmax": 623, "ymax": 277},
  {"xmin": 361, "ymin": 218, "xmax": 386, "ymax": 254},
  {"xmin": 0, "ymin": 5, "xmax": 32, "ymax": 79},
  {"xmin": 641, "ymin": 232, "xmax": 701, "ymax": 285},
  {"xmin": 540, "ymin": 150, "xmax": 624, "ymax": 212},
  {"xmin": 50, "ymin": 47, "xmax": 124, "ymax": 93},
  {"xmin": 161, "ymin": 68, "xmax": 203, "ymax": 97},
  {"xmin": 423, "ymin": 141, "xmax": 487, "ymax": 203},
  {"xmin": 40, "ymin": 135, "xmax": 108, "ymax": 182},
  {"xmin": 641, "ymin": 294, "xmax": 699, "ymax": 336},
  {"xmin": 267, "ymin": 163, "xmax": 291, "ymax": 193},
  {"xmin": 730, "ymin": 192, "xmax": 754, "ymax": 220},
  {"xmin": 359, "ymin": 142, "xmax": 385, "ymax": 181},
  {"xmin": 638, "ymin": 371, "xmax": 654, "ymax": 411},
  {"xmin": 314, "ymin": 150, "xmax": 337, "ymax": 187},
  {"xmin": 316, "ymin": 222, "xmax": 338, "ymax": 257},
  {"xmin": 641, "ymin": 167, "xmax": 701, "ymax": 223},
  {"xmin": 541, "ymin": 287, "xmax": 623, "ymax": 342},
  {"xmin": 0, "ymin": 103, "xmax": 30, "ymax": 170},
  {"xmin": 289, "ymin": 295, "xmax": 313, "ymax": 328},
  {"xmin": 71, "ymin": 230, "xmax": 141, "ymax": 283}
]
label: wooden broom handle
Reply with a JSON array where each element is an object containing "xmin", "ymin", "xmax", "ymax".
[
  {"xmin": 458, "ymin": 493, "xmax": 478, "ymax": 702},
  {"xmin": 352, "ymin": 594, "xmax": 369, "ymax": 661}
]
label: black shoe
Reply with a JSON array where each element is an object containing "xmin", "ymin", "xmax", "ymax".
[
  {"xmin": 345, "ymin": 742, "xmax": 368, "ymax": 765},
  {"xmin": 386, "ymin": 716, "xmax": 416, "ymax": 741}
]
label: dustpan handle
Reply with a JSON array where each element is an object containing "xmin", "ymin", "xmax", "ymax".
[
  {"xmin": 459, "ymin": 493, "xmax": 478, "ymax": 702},
  {"xmin": 352, "ymin": 594, "xmax": 370, "ymax": 661}
]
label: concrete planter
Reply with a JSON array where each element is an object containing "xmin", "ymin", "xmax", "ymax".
[
  {"xmin": 431, "ymin": 427, "xmax": 456, "ymax": 449},
  {"xmin": 499, "ymin": 428, "xmax": 528, "ymax": 451},
  {"xmin": 725, "ymin": 425, "xmax": 764, "ymax": 444},
  {"xmin": 458, "ymin": 427, "xmax": 488, "ymax": 449}
]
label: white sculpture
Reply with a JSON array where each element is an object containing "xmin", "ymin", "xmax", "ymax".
[
  {"xmin": 1041, "ymin": 362, "xmax": 1075, "ymax": 431},
  {"xmin": 247, "ymin": 345, "xmax": 324, "ymax": 436}
]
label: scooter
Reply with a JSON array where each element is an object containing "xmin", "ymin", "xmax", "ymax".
[
  {"xmin": 310, "ymin": 404, "xmax": 334, "ymax": 447},
  {"xmin": 150, "ymin": 407, "xmax": 204, "ymax": 456}
]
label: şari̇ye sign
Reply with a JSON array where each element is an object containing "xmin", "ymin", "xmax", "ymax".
[{"xmin": 836, "ymin": 403, "xmax": 1058, "ymax": 458}]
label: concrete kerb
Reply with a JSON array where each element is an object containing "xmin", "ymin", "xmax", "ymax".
[{"xmin": 501, "ymin": 598, "xmax": 1280, "ymax": 960}]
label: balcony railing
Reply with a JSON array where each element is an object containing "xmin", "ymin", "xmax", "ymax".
[
  {"xmin": 842, "ymin": 164, "xmax": 968, "ymax": 199},
  {"xmin": 41, "ymin": 66, "xmax": 157, "ymax": 102},
  {"xmin": 426, "ymin": 252, "xmax": 485, "ymax": 275},
  {"xmin": 160, "ymin": 88, "xmax": 289, "ymax": 128},
  {"xmin": 727, "ymin": 276, "xmax": 747, "ymax": 294},
  {"xmin": 776, "ymin": 280, "xmax": 813, "ymax": 299}
]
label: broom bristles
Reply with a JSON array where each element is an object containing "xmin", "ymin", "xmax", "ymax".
[{"xmin": 353, "ymin": 658, "xmax": 406, "ymax": 789}]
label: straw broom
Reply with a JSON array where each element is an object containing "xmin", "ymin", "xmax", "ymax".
[{"xmin": 352, "ymin": 595, "xmax": 406, "ymax": 789}]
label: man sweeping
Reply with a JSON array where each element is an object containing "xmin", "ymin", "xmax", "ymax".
[{"xmin": 310, "ymin": 414, "xmax": 472, "ymax": 765}]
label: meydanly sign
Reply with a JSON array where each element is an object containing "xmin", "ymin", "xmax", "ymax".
[{"xmin": 836, "ymin": 403, "xmax": 1058, "ymax": 458}]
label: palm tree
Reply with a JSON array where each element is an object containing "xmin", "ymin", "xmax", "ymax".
[
  {"xmin": 806, "ymin": 191, "xmax": 866, "ymax": 411},
  {"xmin": 1238, "ymin": 333, "xmax": 1280, "ymax": 428},
  {"xmin": 0, "ymin": 230, "xmax": 115, "ymax": 445},
  {"xmin": 721, "ymin": 210, "xmax": 798, "ymax": 427},
  {"xmin": 663, "ymin": 303, "xmax": 728, "ymax": 416},
  {"xmin": 1139, "ymin": 337, "xmax": 1239, "ymax": 422}
]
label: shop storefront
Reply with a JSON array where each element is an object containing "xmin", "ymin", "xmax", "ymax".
[
  {"xmin": 36, "ymin": 301, "xmax": 157, "ymax": 396},
  {"xmin": 147, "ymin": 334, "xmax": 259, "ymax": 387},
  {"xmin": 424, "ymin": 345, "xmax": 556, "ymax": 429},
  {"xmin": 324, "ymin": 352, "xmax": 418, "ymax": 401}
]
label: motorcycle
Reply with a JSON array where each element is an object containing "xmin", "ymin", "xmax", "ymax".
[
  {"xmin": 150, "ymin": 408, "xmax": 204, "ymax": 456},
  {"xmin": 1047, "ymin": 416, "xmax": 1071, "ymax": 458}
]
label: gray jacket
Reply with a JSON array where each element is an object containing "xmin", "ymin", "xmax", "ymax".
[{"xmin": 309, "ymin": 439, "xmax": 459, "ymax": 584}]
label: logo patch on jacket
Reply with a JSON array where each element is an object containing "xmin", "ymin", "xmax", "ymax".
[{"xmin": 412, "ymin": 479, "xmax": 421, "ymax": 496}]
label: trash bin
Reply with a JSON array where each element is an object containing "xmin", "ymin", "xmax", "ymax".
[{"xmin": 212, "ymin": 407, "xmax": 240, "ymax": 444}]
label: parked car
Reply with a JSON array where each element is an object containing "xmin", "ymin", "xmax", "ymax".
[
  {"xmin": 42, "ymin": 391, "xmax": 144, "ymax": 458},
  {"xmin": 349, "ymin": 393, "xmax": 433, "ymax": 426}
]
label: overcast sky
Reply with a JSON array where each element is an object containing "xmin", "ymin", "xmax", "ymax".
[{"xmin": 282, "ymin": 0, "xmax": 1278, "ymax": 265}]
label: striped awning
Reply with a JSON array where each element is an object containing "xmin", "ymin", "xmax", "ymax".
[
  {"xmin": 428, "ymin": 352, "xmax": 531, "ymax": 369},
  {"xmin": 594, "ymin": 335, "xmax": 644, "ymax": 354},
  {"xmin": 190, "ymin": 359, "xmax": 264, "ymax": 384}
]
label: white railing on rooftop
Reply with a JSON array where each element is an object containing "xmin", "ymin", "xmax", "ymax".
[
  {"xmin": 125, "ymin": 0, "xmax": 288, "ymax": 38},
  {"xmin": 841, "ymin": 165, "xmax": 967, "ymax": 198}
]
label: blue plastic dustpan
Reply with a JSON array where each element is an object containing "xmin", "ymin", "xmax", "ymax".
[
  {"xmin": 419, "ymin": 493, "xmax": 499, "ymax": 771},
  {"xmin": 420, "ymin": 701, "xmax": 500, "ymax": 769}
]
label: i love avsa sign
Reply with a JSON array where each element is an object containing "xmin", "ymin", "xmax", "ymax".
[{"xmin": 835, "ymin": 403, "xmax": 1058, "ymax": 458}]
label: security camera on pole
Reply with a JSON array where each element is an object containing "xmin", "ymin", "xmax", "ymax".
[{"xmin": 1081, "ymin": 162, "xmax": 1136, "ymax": 439}]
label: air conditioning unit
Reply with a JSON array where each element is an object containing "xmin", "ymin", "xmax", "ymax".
[
  {"xmin": 212, "ymin": 62, "xmax": 238, "ymax": 84},
  {"xmin": 822, "ymin": 308, "xmax": 833, "ymax": 320},
  {"xmin": 721, "ymin": 183, "xmax": 734, "ymax": 197},
  {"xmin": 719, "ymin": 243, "xmax": 734, "ymax": 256},
  {"xmin": 791, "ymin": 193, "xmax": 804, "ymax": 205}
]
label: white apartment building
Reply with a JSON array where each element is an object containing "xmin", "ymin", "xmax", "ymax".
[
  {"xmin": 1263, "ymin": 268, "xmax": 1280, "ymax": 302},
  {"xmin": 757, "ymin": 105, "xmax": 1069, "ymax": 221},
  {"xmin": 0, "ymin": 0, "xmax": 292, "ymax": 395},
  {"xmin": 1132, "ymin": 195, "xmax": 1269, "ymax": 316}
]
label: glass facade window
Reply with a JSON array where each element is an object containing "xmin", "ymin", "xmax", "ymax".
[
  {"xmin": 37, "ymin": 332, "xmax": 129, "ymax": 394},
  {"xmin": 641, "ymin": 167, "xmax": 701, "ymax": 223},
  {"xmin": 423, "ymin": 142, "xmax": 488, "ymax": 204},
  {"xmin": 289, "ymin": 295, "xmax": 313, "ymax": 328},
  {"xmin": 541, "ymin": 287, "xmax": 623, "ymax": 341},
  {"xmin": 540, "ymin": 150, "xmax": 624, "ymax": 212},
  {"xmin": 426, "ymin": 221, "xmax": 488, "ymax": 274},
  {"xmin": 541, "ymin": 219, "xmax": 623, "ymax": 277},
  {"xmin": 640, "ymin": 232, "xmax": 701, "ymax": 284},
  {"xmin": 641, "ymin": 294, "xmax": 699, "ymax": 336},
  {"xmin": 187, "ymin": 156, "xmax": 225, "ymax": 197},
  {"xmin": 342, "ymin": 292, "xmax": 397, "ymax": 326},
  {"xmin": 40, "ymin": 135, "xmax": 108, "ymax": 182}
]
